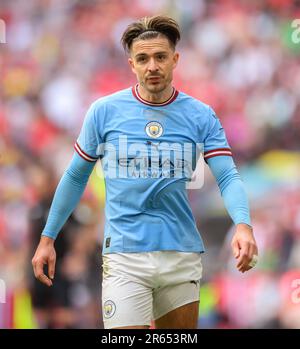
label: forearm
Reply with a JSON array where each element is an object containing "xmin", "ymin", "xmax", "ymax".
[
  {"xmin": 42, "ymin": 152, "xmax": 95, "ymax": 239},
  {"xmin": 207, "ymin": 156, "xmax": 251, "ymax": 226},
  {"xmin": 221, "ymin": 175, "xmax": 251, "ymax": 226}
]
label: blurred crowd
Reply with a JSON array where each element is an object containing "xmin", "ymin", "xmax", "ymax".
[{"xmin": 0, "ymin": 0, "xmax": 300, "ymax": 328}]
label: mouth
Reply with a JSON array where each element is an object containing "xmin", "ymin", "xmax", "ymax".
[{"xmin": 147, "ymin": 76, "xmax": 161, "ymax": 83}]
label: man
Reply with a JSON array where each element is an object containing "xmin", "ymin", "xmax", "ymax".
[{"xmin": 32, "ymin": 15, "xmax": 258, "ymax": 329}]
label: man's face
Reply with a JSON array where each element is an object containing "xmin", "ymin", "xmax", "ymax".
[{"xmin": 128, "ymin": 35, "xmax": 179, "ymax": 94}]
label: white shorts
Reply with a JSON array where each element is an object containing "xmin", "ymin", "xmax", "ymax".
[{"xmin": 101, "ymin": 251, "xmax": 203, "ymax": 329}]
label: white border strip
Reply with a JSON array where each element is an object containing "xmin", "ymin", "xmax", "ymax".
[
  {"xmin": 204, "ymin": 150, "xmax": 232, "ymax": 158},
  {"xmin": 74, "ymin": 142, "xmax": 98, "ymax": 162},
  {"xmin": 135, "ymin": 84, "xmax": 176, "ymax": 106}
]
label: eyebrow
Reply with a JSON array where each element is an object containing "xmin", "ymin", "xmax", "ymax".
[{"xmin": 135, "ymin": 51, "xmax": 169, "ymax": 58}]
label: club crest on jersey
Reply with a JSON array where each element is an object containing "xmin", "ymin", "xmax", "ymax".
[
  {"xmin": 103, "ymin": 300, "xmax": 116, "ymax": 318},
  {"xmin": 145, "ymin": 121, "xmax": 163, "ymax": 138}
]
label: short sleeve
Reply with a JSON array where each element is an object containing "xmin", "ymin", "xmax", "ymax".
[
  {"xmin": 203, "ymin": 107, "xmax": 232, "ymax": 161},
  {"xmin": 74, "ymin": 103, "xmax": 102, "ymax": 162}
]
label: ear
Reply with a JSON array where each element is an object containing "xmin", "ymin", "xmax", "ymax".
[
  {"xmin": 128, "ymin": 57, "xmax": 136, "ymax": 75},
  {"xmin": 173, "ymin": 52, "xmax": 179, "ymax": 68}
]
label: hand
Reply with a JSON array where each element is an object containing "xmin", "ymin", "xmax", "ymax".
[
  {"xmin": 32, "ymin": 236, "xmax": 56, "ymax": 287},
  {"xmin": 231, "ymin": 223, "xmax": 258, "ymax": 273}
]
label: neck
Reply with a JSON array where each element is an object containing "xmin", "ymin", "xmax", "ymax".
[{"xmin": 138, "ymin": 83, "xmax": 174, "ymax": 103}]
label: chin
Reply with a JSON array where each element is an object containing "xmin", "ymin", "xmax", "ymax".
[{"xmin": 147, "ymin": 82, "xmax": 166, "ymax": 93}]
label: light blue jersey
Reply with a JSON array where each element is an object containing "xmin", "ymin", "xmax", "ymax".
[{"xmin": 74, "ymin": 84, "xmax": 233, "ymax": 254}]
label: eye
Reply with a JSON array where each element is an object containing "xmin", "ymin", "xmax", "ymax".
[
  {"xmin": 137, "ymin": 56, "xmax": 146, "ymax": 63},
  {"xmin": 157, "ymin": 55, "xmax": 166, "ymax": 61}
]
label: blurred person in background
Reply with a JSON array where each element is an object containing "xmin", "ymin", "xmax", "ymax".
[
  {"xmin": 28, "ymin": 163, "xmax": 103, "ymax": 328},
  {"xmin": 28, "ymin": 163, "xmax": 79, "ymax": 328}
]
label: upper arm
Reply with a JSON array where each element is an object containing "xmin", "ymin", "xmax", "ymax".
[
  {"xmin": 201, "ymin": 107, "xmax": 239, "ymax": 189},
  {"xmin": 74, "ymin": 102, "xmax": 103, "ymax": 163},
  {"xmin": 203, "ymin": 107, "xmax": 232, "ymax": 162}
]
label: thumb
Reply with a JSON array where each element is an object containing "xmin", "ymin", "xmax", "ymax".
[{"xmin": 232, "ymin": 240, "xmax": 240, "ymax": 259}]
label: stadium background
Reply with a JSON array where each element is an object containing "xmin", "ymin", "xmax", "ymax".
[{"xmin": 0, "ymin": 0, "xmax": 300, "ymax": 329}]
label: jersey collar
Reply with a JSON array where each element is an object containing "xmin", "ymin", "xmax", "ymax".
[{"xmin": 132, "ymin": 83, "xmax": 179, "ymax": 107}]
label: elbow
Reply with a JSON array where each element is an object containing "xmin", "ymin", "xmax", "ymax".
[{"xmin": 64, "ymin": 167, "xmax": 89, "ymax": 187}]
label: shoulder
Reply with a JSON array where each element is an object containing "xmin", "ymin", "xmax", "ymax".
[
  {"xmin": 90, "ymin": 87, "xmax": 132, "ymax": 111},
  {"xmin": 177, "ymin": 90, "xmax": 214, "ymax": 121},
  {"xmin": 84, "ymin": 88, "xmax": 132, "ymax": 125}
]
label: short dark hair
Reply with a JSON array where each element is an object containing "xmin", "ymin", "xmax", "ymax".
[{"xmin": 121, "ymin": 15, "xmax": 181, "ymax": 53}]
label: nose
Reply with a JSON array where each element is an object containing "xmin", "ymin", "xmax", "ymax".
[{"xmin": 147, "ymin": 58, "xmax": 159, "ymax": 73}]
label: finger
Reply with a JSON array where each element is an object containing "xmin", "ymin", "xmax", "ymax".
[
  {"xmin": 32, "ymin": 259, "xmax": 42, "ymax": 279},
  {"xmin": 236, "ymin": 241, "xmax": 250, "ymax": 268},
  {"xmin": 237, "ymin": 243, "xmax": 249, "ymax": 268},
  {"xmin": 241, "ymin": 264, "xmax": 252, "ymax": 273},
  {"xmin": 33, "ymin": 260, "xmax": 52, "ymax": 287},
  {"xmin": 48, "ymin": 256, "xmax": 56, "ymax": 280},
  {"xmin": 248, "ymin": 243, "xmax": 256, "ymax": 262},
  {"xmin": 39, "ymin": 274, "xmax": 53, "ymax": 287},
  {"xmin": 240, "ymin": 243, "xmax": 257, "ymax": 270},
  {"xmin": 238, "ymin": 257, "xmax": 252, "ymax": 272},
  {"xmin": 231, "ymin": 240, "xmax": 240, "ymax": 259},
  {"xmin": 239, "ymin": 245, "xmax": 258, "ymax": 273}
]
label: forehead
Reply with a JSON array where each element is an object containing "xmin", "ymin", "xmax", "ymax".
[{"xmin": 131, "ymin": 36, "xmax": 173, "ymax": 56}]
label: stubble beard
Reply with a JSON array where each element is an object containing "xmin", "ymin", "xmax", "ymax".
[{"xmin": 141, "ymin": 77, "xmax": 171, "ymax": 95}]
